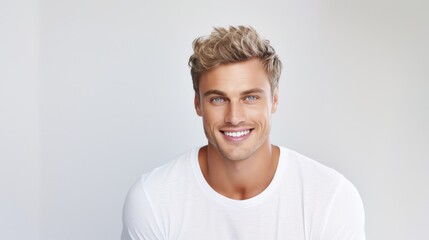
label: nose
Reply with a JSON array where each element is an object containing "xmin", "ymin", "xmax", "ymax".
[{"xmin": 225, "ymin": 101, "xmax": 245, "ymax": 125}]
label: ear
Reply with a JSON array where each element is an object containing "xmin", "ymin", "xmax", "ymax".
[
  {"xmin": 271, "ymin": 87, "xmax": 279, "ymax": 113},
  {"xmin": 195, "ymin": 95, "xmax": 202, "ymax": 116}
]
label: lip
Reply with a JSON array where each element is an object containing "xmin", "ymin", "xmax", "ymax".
[{"xmin": 220, "ymin": 128, "xmax": 253, "ymax": 142}]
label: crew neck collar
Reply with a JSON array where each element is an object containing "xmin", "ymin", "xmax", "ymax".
[{"xmin": 190, "ymin": 146, "xmax": 288, "ymax": 208}]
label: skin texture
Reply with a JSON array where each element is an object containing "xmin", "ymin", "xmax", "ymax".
[{"xmin": 195, "ymin": 58, "xmax": 280, "ymax": 200}]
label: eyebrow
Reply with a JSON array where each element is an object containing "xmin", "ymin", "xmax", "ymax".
[
  {"xmin": 202, "ymin": 88, "xmax": 266, "ymax": 98},
  {"xmin": 202, "ymin": 90, "xmax": 227, "ymax": 97},
  {"xmin": 241, "ymin": 88, "xmax": 265, "ymax": 96}
]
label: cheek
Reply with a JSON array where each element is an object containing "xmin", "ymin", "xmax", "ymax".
[
  {"xmin": 202, "ymin": 107, "xmax": 223, "ymax": 125},
  {"xmin": 248, "ymin": 104, "xmax": 271, "ymax": 119}
]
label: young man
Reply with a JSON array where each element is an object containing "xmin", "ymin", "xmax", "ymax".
[{"xmin": 121, "ymin": 26, "xmax": 365, "ymax": 240}]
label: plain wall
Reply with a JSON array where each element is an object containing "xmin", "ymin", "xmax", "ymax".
[
  {"xmin": 0, "ymin": 0, "xmax": 41, "ymax": 239},
  {"xmin": 1, "ymin": 0, "xmax": 428, "ymax": 239}
]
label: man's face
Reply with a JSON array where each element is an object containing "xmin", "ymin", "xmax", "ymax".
[{"xmin": 195, "ymin": 58, "xmax": 278, "ymax": 161}]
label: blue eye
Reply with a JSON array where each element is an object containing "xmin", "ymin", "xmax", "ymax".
[
  {"xmin": 211, "ymin": 97, "xmax": 225, "ymax": 103},
  {"xmin": 245, "ymin": 95, "xmax": 257, "ymax": 101}
]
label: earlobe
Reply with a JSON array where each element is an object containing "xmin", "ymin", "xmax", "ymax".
[{"xmin": 194, "ymin": 95, "xmax": 202, "ymax": 116}]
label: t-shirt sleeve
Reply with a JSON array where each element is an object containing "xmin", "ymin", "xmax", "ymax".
[
  {"xmin": 320, "ymin": 178, "xmax": 366, "ymax": 240},
  {"xmin": 121, "ymin": 178, "xmax": 163, "ymax": 240}
]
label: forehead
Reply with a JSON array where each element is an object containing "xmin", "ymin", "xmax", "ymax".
[{"xmin": 199, "ymin": 59, "xmax": 270, "ymax": 94}]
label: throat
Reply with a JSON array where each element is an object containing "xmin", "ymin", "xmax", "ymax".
[{"xmin": 198, "ymin": 145, "xmax": 280, "ymax": 200}]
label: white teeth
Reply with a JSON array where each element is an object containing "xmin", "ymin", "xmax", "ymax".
[{"xmin": 224, "ymin": 130, "xmax": 250, "ymax": 137}]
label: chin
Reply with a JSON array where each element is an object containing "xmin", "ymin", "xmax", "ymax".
[{"xmin": 219, "ymin": 147, "xmax": 255, "ymax": 161}]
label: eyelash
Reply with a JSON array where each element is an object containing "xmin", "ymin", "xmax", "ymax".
[
  {"xmin": 245, "ymin": 95, "xmax": 258, "ymax": 101},
  {"xmin": 210, "ymin": 95, "xmax": 259, "ymax": 104},
  {"xmin": 210, "ymin": 97, "xmax": 226, "ymax": 103}
]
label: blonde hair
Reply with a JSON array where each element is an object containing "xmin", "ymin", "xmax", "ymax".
[{"xmin": 189, "ymin": 26, "xmax": 282, "ymax": 96}]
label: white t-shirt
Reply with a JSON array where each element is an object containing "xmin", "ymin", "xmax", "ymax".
[{"xmin": 121, "ymin": 146, "xmax": 365, "ymax": 240}]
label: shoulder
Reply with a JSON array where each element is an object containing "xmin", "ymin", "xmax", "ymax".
[
  {"xmin": 279, "ymin": 147, "xmax": 365, "ymax": 239},
  {"xmin": 321, "ymin": 177, "xmax": 366, "ymax": 239},
  {"xmin": 281, "ymin": 147, "xmax": 363, "ymax": 204},
  {"xmin": 121, "ymin": 148, "xmax": 199, "ymax": 240},
  {"xmin": 130, "ymin": 147, "xmax": 198, "ymax": 202},
  {"xmin": 281, "ymin": 147, "xmax": 345, "ymax": 189}
]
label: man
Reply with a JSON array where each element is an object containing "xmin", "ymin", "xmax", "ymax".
[{"xmin": 121, "ymin": 26, "xmax": 365, "ymax": 240}]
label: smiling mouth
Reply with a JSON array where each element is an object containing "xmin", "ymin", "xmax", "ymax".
[{"xmin": 221, "ymin": 129, "xmax": 252, "ymax": 138}]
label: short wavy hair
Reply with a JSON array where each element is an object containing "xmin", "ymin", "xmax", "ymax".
[{"xmin": 188, "ymin": 25, "xmax": 282, "ymax": 96}]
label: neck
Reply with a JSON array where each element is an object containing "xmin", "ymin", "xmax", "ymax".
[{"xmin": 198, "ymin": 142, "xmax": 280, "ymax": 200}]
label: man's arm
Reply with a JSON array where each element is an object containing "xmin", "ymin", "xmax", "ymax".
[
  {"xmin": 320, "ymin": 178, "xmax": 366, "ymax": 240},
  {"xmin": 121, "ymin": 178, "xmax": 163, "ymax": 240}
]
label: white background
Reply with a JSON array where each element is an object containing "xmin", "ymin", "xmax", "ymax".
[{"xmin": 1, "ymin": 0, "xmax": 428, "ymax": 239}]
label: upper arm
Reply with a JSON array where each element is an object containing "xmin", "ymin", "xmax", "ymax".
[
  {"xmin": 121, "ymin": 179, "xmax": 163, "ymax": 240},
  {"xmin": 320, "ymin": 178, "xmax": 366, "ymax": 240}
]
